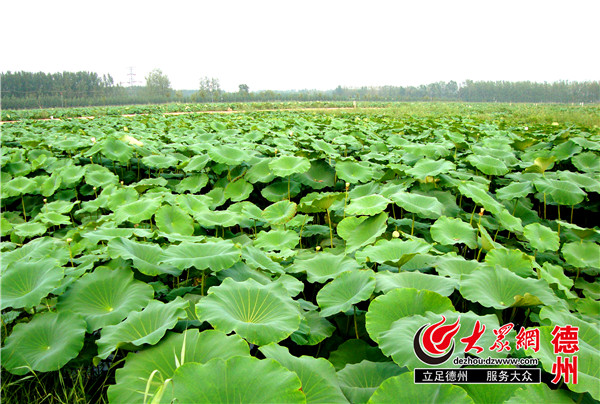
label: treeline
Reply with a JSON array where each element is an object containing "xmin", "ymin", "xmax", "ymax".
[{"xmin": 1, "ymin": 70, "xmax": 599, "ymax": 110}]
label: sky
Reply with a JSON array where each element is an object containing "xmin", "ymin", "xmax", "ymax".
[{"xmin": 2, "ymin": 0, "xmax": 599, "ymax": 92}]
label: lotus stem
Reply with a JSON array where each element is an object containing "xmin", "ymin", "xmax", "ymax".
[
  {"xmin": 21, "ymin": 195, "xmax": 27, "ymax": 221},
  {"xmin": 543, "ymin": 193, "xmax": 547, "ymax": 219},
  {"xmin": 326, "ymin": 209, "xmax": 333, "ymax": 248},
  {"xmin": 288, "ymin": 176, "xmax": 291, "ymax": 200},
  {"xmin": 570, "ymin": 205, "xmax": 574, "ymax": 224},
  {"xmin": 201, "ymin": 272, "xmax": 206, "ymax": 296},
  {"xmin": 354, "ymin": 306, "xmax": 359, "ymax": 339},
  {"xmin": 411, "ymin": 213, "xmax": 415, "ymax": 236},
  {"xmin": 557, "ymin": 205, "xmax": 561, "ymax": 236},
  {"xmin": 469, "ymin": 205, "xmax": 477, "ymax": 226}
]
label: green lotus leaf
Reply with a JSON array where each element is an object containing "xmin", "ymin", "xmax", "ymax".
[
  {"xmin": 496, "ymin": 181, "xmax": 533, "ymax": 200},
  {"xmin": 41, "ymin": 199, "xmax": 76, "ymax": 215},
  {"xmin": 196, "ymin": 278, "xmax": 302, "ymax": 345},
  {"xmin": 246, "ymin": 158, "xmax": 275, "ymax": 183},
  {"xmin": 154, "ymin": 204, "xmax": 194, "ymax": 236},
  {"xmin": 457, "ymin": 182, "xmax": 503, "ymax": 215},
  {"xmin": 40, "ymin": 174, "xmax": 62, "ymax": 197},
  {"xmin": 85, "ymin": 164, "xmax": 119, "ymax": 188},
  {"xmin": 56, "ymin": 164, "xmax": 86, "ymax": 188},
  {"xmin": 114, "ymin": 197, "xmax": 162, "ymax": 224},
  {"xmin": 405, "ymin": 158, "xmax": 456, "ymax": 180},
  {"xmin": 317, "ymin": 270, "xmax": 376, "ymax": 317},
  {"xmin": 369, "ymin": 372, "xmax": 473, "ymax": 403},
  {"xmin": 208, "ymin": 145, "xmax": 247, "ymax": 166},
  {"xmin": 13, "ymin": 222, "xmax": 47, "ymax": 238},
  {"xmin": 4, "ymin": 176, "xmax": 37, "ymax": 197},
  {"xmin": 193, "ymin": 209, "xmax": 240, "ymax": 228},
  {"xmin": 460, "ymin": 265, "xmax": 559, "ymax": 309},
  {"xmin": 484, "ymin": 248, "xmax": 535, "ymax": 277},
  {"xmin": 467, "ymin": 154, "xmax": 509, "ymax": 176},
  {"xmin": 522, "ymin": 223, "xmax": 559, "ymax": 252},
  {"xmin": 182, "ymin": 154, "xmax": 210, "ymax": 172},
  {"xmin": 355, "ymin": 238, "xmax": 432, "ymax": 268},
  {"xmin": 328, "ymin": 339, "xmax": 388, "ymax": 370},
  {"xmin": 81, "ymin": 227, "xmax": 154, "ymax": 244},
  {"xmin": 290, "ymin": 252, "xmax": 361, "ymax": 283},
  {"xmin": 562, "ymin": 241, "xmax": 600, "ymax": 270},
  {"xmin": 262, "ymin": 200, "xmax": 297, "ymax": 225},
  {"xmin": 242, "ymin": 245, "xmax": 284, "ymax": 274},
  {"xmin": 223, "ymin": 178, "xmax": 253, "ymax": 202},
  {"xmin": 366, "ymin": 288, "xmax": 455, "ymax": 343},
  {"xmin": 171, "ymin": 357, "xmax": 305, "ymax": 403},
  {"xmin": 389, "ymin": 191, "xmax": 443, "ymax": 219},
  {"xmin": 269, "ymin": 155, "xmax": 311, "ymax": 177},
  {"xmin": 538, "ymin": 262, "xmax": 576, "ymax": 299},
  {"xmin": 141, "ymin": 154, "xmax": 179, "ymax": 169},
  {"xmin": 57, "ymin": 266, "xmax": 154, "ymax": 332},
  {"xmin": 261, "ymin": 180, "xmax": 302, "ymax": 202},
  {"xmin": 559, "ymin": 171, "xmax": 600, "ymax": 193},
  {"xmin": 108, "ymin": 329, "xmax": 250, "ymax": 404},
  {"xmin": 107, "ymin": 237, "xmax": 180, "ymax": 276},
  {"xmin": 505, "ymin": 383, "xmax": 576, "ymax": 404},
  {"xmin": 1, "ymin": 311, "xmax": 86, "ymax": 375},
  {"xmin": 260, "ymin": 343, "xmax": 348, "ymax": 403},
  {"xmin": 298, "ymin": 192, "xmax": 345, "ymax": 213},
  {"xmin": 336, "ymin": 161, "xmax": 376, "ymax": 184},
  {"xmin": 96, "ymin": 298, "xmax": 189, "ymax": 360},
  {"xmin": 379, "ymin": 311, "xmax": 503, "ymax": 370},
  {"xmin": 102, "ymin": 138, "xmax": 133, "ymax": 164},
  {"xmin": 345, "ymin": 195, "xmax": 390, "ymax": 216},
  {"xmin": 375, "ymin": 271, "xmax": 458, "ymax": 296},
  {"xmin": 546, "ymin": 179, "xmax": 587, "ymax": 206},
  {"xmin": 290, "ymin": 309, "xmax": 336, "ymax": 346},
  {"xmin": 572, "ymin": 151, "xmax": 600, "ymax": 172},
  {"xmin": 1, "ymin": 259, "xmax": 64, "ymax": 310},
  {"xmin": 175, "ymin": 174, "xmax": 209, "ymax": 194},
  {"xmin": 254, "ymin": 229, "xmax": 300, "ymax": 251},
  {"xmin": 337, "ymin": 360, "xmax": 406, "ymax": 403},
  {"xmin": 295, "ymin": 159, "xmax": 336, "ymax": 190},
  {"xmin": 1, "ymin": 237, "xmax": 70, "ymax": 271},
  {"xmin": 161, "ymin": 240, "xmax": 241, "ymax": 272},
  {"xmin": 337, "ymin": 212, "xmax": 388, "ymax": 253},
  {"xmin": 430, "ymin": 216, "xmax": 477, "ymax": 249}
]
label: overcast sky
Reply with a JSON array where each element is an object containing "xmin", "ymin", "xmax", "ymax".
[{"xmin": 2, "ymin": 0, "xmax": 598, "ymax": 92}]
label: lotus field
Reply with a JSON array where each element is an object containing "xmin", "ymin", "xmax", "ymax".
[{"xmin": 1, "ymin": 108, "xmax": 599, "ymax": 403}]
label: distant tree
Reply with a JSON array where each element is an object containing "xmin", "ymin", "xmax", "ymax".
[
  {"xmin": 145, "ymin": 69, "xmax": 172, "ymax": 98},
  {"xmin": 198, "ymin": 77, "xmax": 222, "ymax": 102}
]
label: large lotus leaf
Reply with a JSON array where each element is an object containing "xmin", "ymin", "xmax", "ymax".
[
  {"xmin": 57, "ymin": 266, "xmax": 154, "ymax": 332},
  {"xmin": 538, "ymin": 262, "xmax": 576, "ymax": 299},
  {"xmin": 460, "ymin": 265, "xmax": 559, "ymax": 309},
  {"xmin": 337, "ymin": 212, "xmax": 388, "ymax": 254},
  {"xmin": 345, "ymin": 195, "xmax": 390, "ymax": 216},
  {"xmin": 295, "ymin": 159, "xmax": 336, "ymax": 190},
  {"xmin": 484, "ymin": 248, "xmax": 535, "ymax": 277},
  {"xmin": 80, "ymin": 227, "xmax": 154, "ymax": 244},
  {"xmin": 208, "ymin": 145, "xmax": 247, "ymax": 166},
  {"xmin": 172, "ymin": 357, "xmax": 305, "ymax": 403},
  {"xmin": 457, "ymin": 182, "xmax": 503, "ymax": 215},
  {"xmin": 389, "ymin": 191, "xmax": 443, "ymax": 219},
  {"xmin": 254, "ymin": 229, "xmax": 300, "ymax": 251},
  {"xmin": 262, "ymin": 180, "xmax": 302, "ymax": 202},
  {"xmin": 572, "ymin": 151, "xmax": 600, "ymax": 172},
  {"xmin": 291, "ymin": 309, "xmax": 336, "ymax": 346},
  {"xmin": 369, "ymin": 372, "xmax": 473, "ymax": 404},
  {"xmin": 405, "ymin": 158, "xmax": 456, "ymax": 180},
  {"xmin": 1, "ymin": 311, "xmax": 86, "ymax": 375},
  {"xmin": 175, "ymin": 174, "xmax": 209, "ymax": 194},
  {"xmin": 337, "ymin": 360, "xmax": 406, "ymax": 403},
  {"xmin": 246, "ymin": 158, "xmax": 276, "ymax": 183},
  {"xmin": 525, "ymin": 323, "xmax": 599, "ymax": 400},
  {"xmin": 493, "ymin": 208, "xmax": 524, "ymax": 233},
  {"xmin": 108, "ymin": 329, "xmax": 250, "ymax": 404},
  {"xmin": 1, "ymin": 259, "xmax": 64, "ymax": 310},
  {"xmin": 336, "ymin": 161, "xmax": 376, "ymax": 184},
  {"xmin": 154, "ymin": 204, "xmax": 194, "ymax": 236},
  {"xmin": 85, "ymin": 164, "xmax": 119, "ymax": 188},
  {"xmin": 355, "ymin": 238, "xmax": 432, "ymax": 267},
  {"xmin": 269, "ymin": 155, "xmax": 311, "ymax": 177},
  {"xmin": 505, "ymin": 384, "xmax": 576, "ymax": 404},
  {"xmin": 193, "ymin": 209, "xmax": 240, "ymax": 228},
  {"xmin": 141, "ymin": 154, "xmax": 179, "ymax": 169},
  {"xmin": 1, "ymin": 237, "xmax": 70, "ymax": 271},
  {"xmin": 298, "ymin": 192, "xmax": 345, "ymax": 213},
  {"xmin": 107, "ymin": 237, "xmax": 180, "ymax": 276},
  {"xmin": 290, "ymin": 252, "xmax": 361, "ymax": 283},
  {"xmin": 196, "ymin": 278, "xmax": 302, "ymax": 345},
  {"xmin": 96, "ymin": 298, "xmax": 189, "ymax": 360},
  {"xmin": 328, "ymin": 339, "xmax": 388, "ymax": 370},
  {"xmin": 375, "ymin": 271, "xmax": 458, "ymax": 296},
  {"xmin": 161, "ymin": 240, "xmax": 242, "ymax": 272},
  {"xmin": 182, "ymin": 154, "xmax": 210, "ymax": 172},
  {"xmin": 242, "ymin": 245, "xmax": 284, "ymax": 274},
  {"xmin": 562, "ymin": 241, "xmax": 600, "ymax": 270},
  {"xmin": 366, "ymin": 288, "xmax": 455, "ymax": 343},
  {"xmin": 41, "ymin": 174, "xmax": 62, "ymax": 197},
  {"xmin": 102, "ymin": 138, "xmax": 133, "ymax": 164},
  {"xmin": 262, "ymin": 200, "xmax": 297, "ymax": 226},
  {"xmin": 222, "ymin": 180, "xmax": 252, "ymax": 204},
  {"xmin": 3, "ymin": 176, "xmax": 37, "ymax": 196},
  {"xmin": 114, "ymin": 197, "xmax": 162, "ymax": 224},
  {"xmin": 546, "ymin": 179, "xmax": 587, "ymax": 206},
  {"xmin": 57, "ymin": 164, "xmax": 86, "ymax": 188},
  {"xmin": 260, "ymin": 343, "xmax": 348, "ymax": 403},
  {"xmin": 430, "ymin": 216, "xmax": 477, "ymax": 249},
  {"xmin": 13, "ymin": 222, "xmax": 47, "ymax": 238},
  {"xmin": 559, "ymin": 171, "xmax": 600, "ymax": 194},
  {"xmin": 379, "ymin": 311, "xmax": 503, "ymax": 370},
  {"xmin": 495, "ymin": 181, "xmax": 533, "ymax": 200},
  {"xmin": 467, "ymin": 154, "xmax": 509, "ymax": 176},
  {"xmin": 317, "ymin": 270, "xmax": 376, "ymax": 317}
]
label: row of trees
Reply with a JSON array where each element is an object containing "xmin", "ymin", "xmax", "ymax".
[{"xmin": 2, "ymin": 69, "xmax": 599, "ymax": 109}]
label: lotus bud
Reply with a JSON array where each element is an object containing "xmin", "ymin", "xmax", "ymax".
[
  {"xmin": 345, "ymin": 182, "xmax": 350, "ymax": 190},
  {"xmin": 392, "ymin": 230, "xmax": 400, "ymax": 238},
  {"xmin": 120, "ymin": 181, "xmax": 124, "ymax": 186},
  {"xmin": 274, "ymin": 148, "xmax": 278, "ymax": 154},
  {"xmin": 66, "ymin": 238, "xmax": 72, "ymax": 243},
  {"xmin": 316, "ymin": 246, "xmax": 321, "ymax": 251},
  {"xmin": 43, "ymin": 198, "xmax": 47, "ymax": 203},
  {"xmin": 93, "ymin": 186, "xmax": 97, "ymax": 191},
  {"xmin": 479, "ymin": 208, "xmax": 485, "ymax": 216},
  {"xmin": 91, "ymin": 137, "xmax": 96, "ymax": 144},
  {"xmin": 134, "ymin": 223, "xmax": 139, "ymax": 228}
]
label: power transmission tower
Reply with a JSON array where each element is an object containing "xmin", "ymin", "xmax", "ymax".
[{"xmin": 127, "ymin": 67, "xmax": 138, "ymax": 87}]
